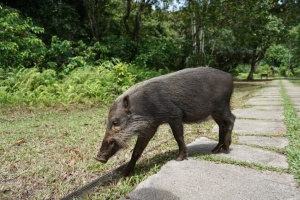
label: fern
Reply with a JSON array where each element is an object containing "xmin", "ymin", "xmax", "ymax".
[{"xmin": 0, "ymin": 61, "xmax": 163, "ymax": 107}]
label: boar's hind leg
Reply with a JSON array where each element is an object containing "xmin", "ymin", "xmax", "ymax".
[
  {"xmin": 211, "ymin": 110, "xmax": 235, "ymax": 153},
  {"xmin": 169, "ymin": 119, "xmax": 188, "ymax": 161},
  {"xmin": 123, "ymin": 125, "xmax": 158, "ymax": 176}
]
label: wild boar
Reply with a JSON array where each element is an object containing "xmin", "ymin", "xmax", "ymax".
[{"xmin": 96, "ymin": 67, "xmax": 235, "ymax": 176}]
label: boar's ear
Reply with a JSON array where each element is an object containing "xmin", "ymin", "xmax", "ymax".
[{"xmin": 123, "ymin": 95, "xmax": 131, "ymax": 111}]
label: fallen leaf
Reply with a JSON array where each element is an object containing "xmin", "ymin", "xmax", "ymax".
[
  {"xmin": 13, "ymin": 138, "xmax": 26, "ymax": 146},
  {"xmin": 70, "ymin": 154, "xmax": 77, "ymax": 165},
  {"xmin": 272, "ymin": 131, "xmax": 283, "ymax": 137},
  {"xmin": 74, "ymin": 150, "xmax": 83, "ymax": 160},
  {"xmin": 63, "ymin": 147, "xmax": 73, "ymax": 152}
]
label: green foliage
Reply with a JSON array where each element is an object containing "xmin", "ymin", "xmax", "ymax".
[
  {"xmin": 233, "ymin": 64, "xmax": 251, "ymax": 75},
  {"xmin": 3, "ymin": 1, "xmax": 300, "ymax": 76},
  {"xmin": 280, "ymin": 81, "xmax": 300, "ymax": 184},
  {"xmin": 134, "ymin": 17, "xmax": 185, "ymax": 70},
  {"xmin": 288, "ymin": 25, "xmax": 300, "ymax": 77},
  {"xmin": 256, "ymin": 64, "xmax": 271, "ymax": 75},
  {"xmin": 262, "ymin": 43, "xmax": 300, "ymax": 78},
  {"xmin": 2, "ymin": 1, "xmax": 300, "ymax": 82},
  {"xmin": 264, "ymin": 44, "xmax": 289, "ymax": 68},
  {"xmin": 43, "ymin": 36, "xmax": 109, "ymax": 73},
  {"xmin": 0, "ymin": 6, "xmax": 109, "ymax": 72},
  {"xmin": 0, "ymin": 6, "xmax": 46, "ymax": 69},
  {"xmin": 0, "ymin": 61, "xmax": 162, "ymax": 107},
  {"xmin": 277, "ymin": 66, "xmax": 288, "ymax": 77}
]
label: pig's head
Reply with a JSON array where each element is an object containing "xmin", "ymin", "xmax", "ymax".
[{"xmin": 96, "ymin": 95, "xmax": 133, "ymax": 163}]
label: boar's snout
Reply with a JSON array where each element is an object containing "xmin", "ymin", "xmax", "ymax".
[
  {"xmin": 96, "ymin": 139, "xmax": 120, "ymax": 164},
  {"xmin": 95, "ymin": 154, "xmax": 108, "ymax": 163}
]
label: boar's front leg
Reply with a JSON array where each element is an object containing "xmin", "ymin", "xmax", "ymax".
[
  {"xmin": 123, "ymin": 125, "xmax": 158, "ymax": 176},
  {"xmin": 212, "ymin": 109, "xmax": 235, "ymax": 153},
  {"xmin": 169, "ymin": 119, "xmax": 187, "ymax": 161}
]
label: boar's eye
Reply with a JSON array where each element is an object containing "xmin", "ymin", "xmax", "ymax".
[{"xmin": 112, "ymin": 119, "xmax": 119, "ymax": 126}]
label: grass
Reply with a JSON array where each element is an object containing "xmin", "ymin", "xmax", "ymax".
[
  {"xmin": 0, "ymin": 80, "xmax": 267, "ymax": 200},
  {"xmin": 280, "ymin": 80, "xmax": 300, "ymax": 184},
  {"xmin": 290, "ymin": 79, "xmax": 300, "ymax": 86},
  {"xmin": 192, "ymin": 154, "xmax": 286, "ymax": 173}
]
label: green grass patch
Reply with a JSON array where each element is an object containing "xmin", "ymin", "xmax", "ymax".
[
  {"xmin": 234, "ymin": 142, "xmax": 285, "ymax": 154},
  {"xmin": 280, "ymin": 80, "xmax": 300, "ymax": 184},
  {"xmin": 289, "ymin": 79, "xmax": 300, "ymax": 86},
  {"xmin": 191, "ymin": 154, "xmax": 286, "ymax": 173}
]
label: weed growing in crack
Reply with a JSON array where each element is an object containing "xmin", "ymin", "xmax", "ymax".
[{"xmin": 280, "ymin": 80, "xmax": 300, "ymax": 184}]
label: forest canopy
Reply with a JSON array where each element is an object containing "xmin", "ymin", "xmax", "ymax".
[{"xmin": 1, "ymin": 0, "xmax": 300, "ymax": 81}]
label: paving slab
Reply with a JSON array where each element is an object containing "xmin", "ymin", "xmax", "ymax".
[
  {"xmin": 286, "ymin": 92, "xmax": 300, "ymax": 97},
  {"xmin": 238, "ymin": 136, "xmax": 289, "ymax": 148},
  {"xmin": 187, "ymin": 137, "xmax": 289, "ymax": 169},
  {"xmin": 256, "ymin": 86, "xmax": 280, "ymax": 91},
  {"xmin": 250, "ymin": 96, "xmax": 282, "ymax": 100},
  {"xmin": 122, "ymin": 159, "xmax": 300, "ymax": 200},
  {"xmin": 232, "ymin": 108, "xmax": 283, "ymax": 120},
  {"xmin": 247, "ymin": 97, "xmax": 283, "ymax": 101},
  {"xmin": 255, "ymin": 89, "xmax": 280, "ymax": 95},
  {"xmin": 247, "ymin": 105, "xmax": 284, "ymax": 111},
  {"xmin": 255, "ymin": 92, "xmax": 281, "ymax": 96},
  {"xmin": 255, "ymin": 94, "xmax": 282, "ymax": 98},
  {"xmin": 213, "ymin": 119, "xmax": 286, "ymax": 135},
  {"xmin": 246, "ymin": 99, "xmax": 283, "ymax": 106},
  {"xmin": 291, "ymin": 99, "xmax": 300, "ymax": 105},
  {"xmin": 285, "ymin": 89, "xmax": 300, "ymax": 94},
  {"xmin": 257, "ymin": 88, "xmax": 280, "ymax": 91},
  {"xmin": 290, "ymin": 95, "xmax": 300, "ymax": 98}
]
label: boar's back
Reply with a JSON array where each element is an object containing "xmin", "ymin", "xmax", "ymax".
[{"xmin": 116, "ymin": 67, "xmax": 233, "ymax": 123}]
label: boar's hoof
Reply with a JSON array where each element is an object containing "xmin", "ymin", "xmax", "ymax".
[
  {"xmin": 95, "ymin": 156, "xmax": 108, "ymax": 163},
  {"xmin": 211, "ymin": 144, "xmax": 222, "ymax": 154},
  {"xmin": 222, "ymin": 145, "xmax": 230, "ymax": 153},
  {"xmin": 175, "ymin": 154, "xmax": 187, "ymax": 161},
  {"xmin": 122, "ymin": 167, "xmax": 133, "ymax": 177},
  {"xmin": 211, "ymin": 144, "xmax": 230, "ymax": 154}
]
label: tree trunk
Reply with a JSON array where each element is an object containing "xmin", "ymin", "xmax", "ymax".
[
  {"xmin": 247, "ymin": 64, "xmax": 255, "ymax": 80},
  {"xmin": 246, "ymin": 46, "xmax": 268, "ymax": 81},
  {"xmin": 191, "ymin": 12, "xmax": 197, "ymax": 54},
  {"xmin": 84, "ymin": 0, "xmax": 100, "ymax": 41},
  {"xmin": 247, "ymin": 48, "xmax": 257, "ymax": 80},
  {"xmin": 122, "ymin": 0, "xmax": 132, "ymax": 35},
  {"xmin": 133, "ymin": 0, "xmax": 147, "ymax": 42}
]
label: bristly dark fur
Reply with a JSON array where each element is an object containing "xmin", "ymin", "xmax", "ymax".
[
  {"xmin": 98, "ymin": 67, "xmax": 235, "ymax": 176},
  {"xmin": 109, "ymin": 115, "xmax": 155, "ymax": 148}
]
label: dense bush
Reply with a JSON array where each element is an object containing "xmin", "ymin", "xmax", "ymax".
[
  {"xmin": 0, "ymin": 6, "xmax": 110, "ymax": 73},
  {"xmin": 0, "ymin": 6, "xmax": 45, "ymax": 69},
  {"xmin": 0, "ymin": 6, "xmax": 165, "ymax": 108},
  {"xmin": 0, "ymin": 61, "xmax": 163, "ymax": 107},
  {"xmin": 42, "ymin": 36, "xmax": 109, "ymax": 73}
]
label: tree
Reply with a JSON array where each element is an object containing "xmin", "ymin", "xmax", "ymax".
[
  {"xmin": 2, "ymin": 0, "xmax": 300, "ymax": 76},
  {"xmin": 287, "ymin": 25, "xmax": 300, "ymax": 76},
  {"xmin": 264, "ymin": 44, "xmax": 289, "ymax": 68},
  {"xmin": 0, "ymin": 0, "xmax": 86, "ymax": 42},
  {"xmin": 212, "ymin": 1, "xmax": 285, "ymax": 80},
  {"xmin": 0, "ymin": 6, "xmax": 46, "ymax": 69}
]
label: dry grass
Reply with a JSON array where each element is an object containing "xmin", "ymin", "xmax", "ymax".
[{"xmin": 0, "ymin": 80, "xmax": 267, "ymax": 200}]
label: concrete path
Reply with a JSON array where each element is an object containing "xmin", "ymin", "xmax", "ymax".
[{"xmin": 121, "ymin": 80, "xmax": 300, "ymax": 200}]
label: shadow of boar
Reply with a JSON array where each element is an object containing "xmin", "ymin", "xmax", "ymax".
[{"xmin": 96, "ymin": 67, "xmax": 235, "ymax": 176}]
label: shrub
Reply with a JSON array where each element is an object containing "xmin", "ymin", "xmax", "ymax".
[
  {"xmin": 256, "ymin": 64, "xmax": 271, "ymax": 75},
  {"xmin": 0, "ymin": 6, "xmax": 46, "ymax": 69},
  {"xmin": 0, "ymin": 61, "xmax": 163, "ymax": 107}
]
